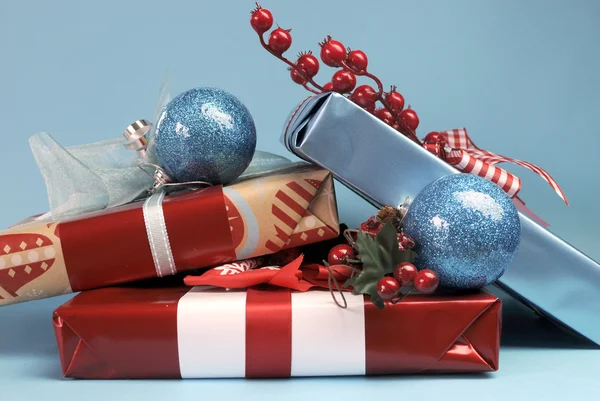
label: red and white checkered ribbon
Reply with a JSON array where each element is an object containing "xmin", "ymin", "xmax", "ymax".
[{"xmin": 438, "ymin": 128, "xmax": 568, "ymax": 205}]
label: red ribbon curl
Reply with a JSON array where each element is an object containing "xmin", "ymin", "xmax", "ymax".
[{"xmin": 424, "ymin": 128, "xmax": 568, "ymax": 205}]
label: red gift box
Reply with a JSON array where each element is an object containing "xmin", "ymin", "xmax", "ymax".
[
  {"xmin": 0, "ymin": 165, "xmax": 339, "ymax": 305},
  {"xmin": 53, "ymin": 285, "xmax": 501, "ymax": 378}
]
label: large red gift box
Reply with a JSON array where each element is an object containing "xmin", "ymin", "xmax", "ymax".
[
  {"xmin": 53, "ymin": 285, "xmax": 501, "ymax": 378},
  {"xmin": 0, "ymin": 165, "xmax": 339, "ymax": 305}
]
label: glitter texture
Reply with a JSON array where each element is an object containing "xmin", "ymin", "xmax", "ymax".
[
  {"xmin": 155, "ymin": 87, "xmax": 257, "ymax": 185},
  {"xmin": 403, "ymin": 174, "xmax": 521, "ymax": 290}
]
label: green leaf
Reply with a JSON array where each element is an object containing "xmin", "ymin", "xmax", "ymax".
[
  {"xmin": 397, "ymin": 249, "xmax": 417, "ymax": 264},
  {"xmin": 343, "ymin": 222, "xmax": 403, "ymax": 309}
]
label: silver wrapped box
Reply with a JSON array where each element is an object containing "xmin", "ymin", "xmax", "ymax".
[{"xmin": 283, "ymin": 92, "xmax": 600, "ymax": 345}]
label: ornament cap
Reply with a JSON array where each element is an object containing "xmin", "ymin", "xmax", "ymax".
[
  {"xmin": 138, "ymin": 162, "xmax": 173, "ymax": 193},
  {"xmin": 137, "ymin": 162, "xmax": 213, "ymax": 195}
]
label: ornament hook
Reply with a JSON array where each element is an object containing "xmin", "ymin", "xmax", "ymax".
[
  {"xmin": 138, "ymin": 162, "xmax": 212, "ymax": 194},
  {"xmin": 138, "ymin": 162, "xmax": 174, "ymax": 192}
]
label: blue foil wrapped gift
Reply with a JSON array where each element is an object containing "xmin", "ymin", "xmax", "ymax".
[{"xmin": 282, "ymin": 92, "xmax": 600, "ymax": 345}]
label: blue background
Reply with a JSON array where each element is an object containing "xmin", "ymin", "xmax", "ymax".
[{"xmin": 0, "ymin": 0, "xmax": 599, "ymax": 399}]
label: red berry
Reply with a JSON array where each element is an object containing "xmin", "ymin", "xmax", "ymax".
[
  {"xmin": 365, "ymin": 104, "xmax": 376, "ymax": 113},
  {"xmin": 323, "ymin": 82, "xmax": 333, "ymax": 91},
  {"xmin": 250, "ymin": 6, "xmax": 274, "ymax": 35},
  {"xmin": 268, "ymin": 28, "xmax": 292, "ymax": 55},
  {"xmin": 320, "ymin": 37, "xmax": 346, "ymax": 67},
  {"xmin": 331, "ymin": 70, "xmax": 356, "ymax": 93},
  {"xmin": 347, "ymin": 49, "xmax": 368, "ymax": 71},
  {"xmin": 385, "ymin": 90, "xmax": 405, "ymax": 115},
  {"xmin": 296, "ymin": 52, "xmax": 320, "ymax": 77},
  {"xmin": 393, "ymin": 262, "xmax": 417, "ymax": 286},
  {"xmin": 414, "ymin": 269, "xmax": 439, "ymax": 294},
  {"xmin": 327, "ymin": 244, "xmax": 356, "ymax": 266},
  {"xmin": 398, "ymin": 108, "xmax": 419, "ymax": 130},
  {"xmin": 424, "ymin": 131, "xmax": 444, "ymax": 144},
  {"xmin": 350, "ymin": 85, "xmax": 377, "ymax": 108},
  {"xmin": 375, "ymin": 108, "xmax": 394, "ymax": 125},
  {"xmin": 290, "ymin": 68, "xmax": 306, "ymax": 85},
  {"xmin": 377, "ymin": 277, "xmax": 401, "ymax": 301}
]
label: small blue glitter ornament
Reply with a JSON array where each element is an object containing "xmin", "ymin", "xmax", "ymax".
[
  {"xmin": 154, "ymin": 87, "xmax": 257, "ymax": 185},
  {"xmin": 403, "ymin": 174, "xmax": 521, "ymax": 290}
]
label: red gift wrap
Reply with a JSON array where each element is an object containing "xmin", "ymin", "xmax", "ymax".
[
  {"xmin": 0, "ymin": 165, "xmax": 339, "ymax": 305},
  {"xmin": 53, "ymin": 286, "xmax": 501, "ymax": 379}
]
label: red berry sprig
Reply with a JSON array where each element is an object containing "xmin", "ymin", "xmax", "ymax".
[
  {"xmin": 414, "ymin": 269, "xmax": 440, "ymax": 294},
  {"xmin": 393, "ymin": 262, "xmax": 417, "ymax": 286},
  {"xmin": 297, "ymin": 51, "xmax": 320, "ymax": 77},
  {"xmin": 319, "ymin": 37, "xmax": 346, "ymax": 67},
  {"xmin": 268, "ymin": 27, "xmax": 292, "ymax": 55},
  {"xmin": 377, "ymin": 277, "xmax": 401, "ymax": 301},
  {"xmin": 332, "ymin": 70, "xmax": 357, "ymax": 93},
  {"xmin": 338, "ymin": 214, "xmax": 439, "ymax": 307},
  {"xmin": 376, "ymin": 263, "xmax": 440, "ymax": 302},
  {"xmin": 250, "ymin": 3, "xmax": 423, "ymax": 145},
  {"xmin": 250, "ymin": 5, "xmax": 273, "ymax": 34}
]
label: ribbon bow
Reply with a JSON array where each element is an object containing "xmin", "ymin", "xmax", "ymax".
[
  {"xmin": 184, "ymin": 255, "xmax": 353, "ymax": 292},
  {"xmin": 423, "ymin": 128, "xmax": 568, "ymax": 205}
]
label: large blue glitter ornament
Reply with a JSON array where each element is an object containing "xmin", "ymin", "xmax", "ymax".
[
  {"xmin": 154, "ymin": 87, "xmax": 257, "ymax": 185},
  {"xmin": 403, "ymin": 174, "xmax": 521, "ymax": 290}
]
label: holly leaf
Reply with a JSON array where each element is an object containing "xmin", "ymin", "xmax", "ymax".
[
  {"xmin": 398, "ymin": 248, "xmax": 417, "ymax": 264},
  {"xmin": 343, "ymin": 222, "xmax": 403, "ymax": 309}
]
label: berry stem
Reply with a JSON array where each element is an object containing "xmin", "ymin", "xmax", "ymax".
[
  {"xmin": 302, "ymin": 82, "xmax": 321, "ymax": 94},
  {"xmin": 326, "ymin": 264, "xmax": 348, "ymax": 309},
  {"xmin": 363, "ymin": 69, "xmax": 385, "ymax": 97},
  {"xmin": 396, "ymin": 120, "xmax": 422, "ymax": 145},
  {"xmin": 322, "ymin": 260, "xmax": 362, "ymax": 274},
  {"xmin": 258, "ymin": 33, "xmax": 325, "ymax": 92},
  {"xmin": 391, "ymin": 288, "xmax": 416, "ymax": 304},
  {"xmin": 339, "ymin": 60, "xmax": 386, "ymax": 105},
  {"xmin": 343, "ymin": 228, "xmax": 359, "ymax": 251}
]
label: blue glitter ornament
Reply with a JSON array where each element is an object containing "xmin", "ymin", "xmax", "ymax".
[
  {"xmin": 403, "ymin": 174, "xmax": 521, "ymax": 290},
  {"xmin": 154, "ymin": 87, "xmax": 257, "ymax": 185}
]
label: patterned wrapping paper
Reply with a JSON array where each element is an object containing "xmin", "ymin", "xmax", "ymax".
[
  {"xmin": 53, "ymin": 286, "xmax": 501, "ymax": 379},
  {"xmin": 282, "ymin": 92, "xmax": 600, "ymax": 345},
  {"xmin": 0, "ymin": 164, "xmax": 339, "ymax": 305}
]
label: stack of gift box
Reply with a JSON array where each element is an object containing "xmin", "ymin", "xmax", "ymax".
[{"xmin": 1, "ymin": 3, "xmax": 599, "ymax": 380}]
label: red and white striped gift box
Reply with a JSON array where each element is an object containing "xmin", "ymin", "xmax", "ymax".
[{"xmin": 53, "ymin": 286, "xmax": 501, "ymax": 379}]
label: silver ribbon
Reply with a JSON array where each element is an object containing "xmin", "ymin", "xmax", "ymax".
[
  {"xmin": 142, "ymin": 189, "xmax": 177, "ymax": 278},
  {"xmin": 137, "ymin": 153, "xmax": 309, "ymax": 277},
  {"xmin": 123, "ymin": 119, "xmax": 151, "ymax": 155}
]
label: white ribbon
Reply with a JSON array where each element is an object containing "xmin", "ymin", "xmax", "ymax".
[
  {"xmin": 177, "ymin": 289, "xmax": 366, "ymax": 378},
  {"xmin": 142, "ymin": 189, "xmax": 176, "ymax": 277}
]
